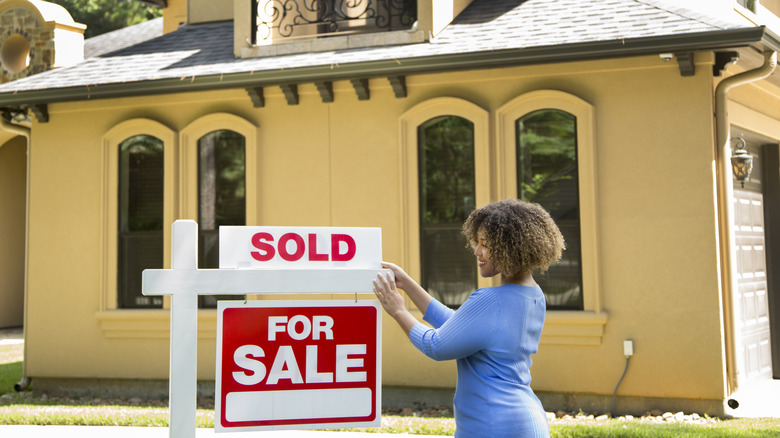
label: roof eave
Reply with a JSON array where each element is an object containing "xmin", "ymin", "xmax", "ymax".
[{"xmin": 0, "ymin": 26, "xmax": 772, "ymax": 107}]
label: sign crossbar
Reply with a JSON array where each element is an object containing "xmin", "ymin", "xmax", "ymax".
[{"xmin": 144, "ymin": 268, "xmax": 387, "ymax": 295}]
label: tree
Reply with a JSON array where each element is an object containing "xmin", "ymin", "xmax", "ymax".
[{"xmin": 49, "ymin": 0, "xmax": 162, "ymax": 38}]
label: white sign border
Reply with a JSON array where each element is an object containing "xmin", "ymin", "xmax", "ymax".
[{"xmin": 215, "ymin": 299, "xmax": 382, "ymax": 433}]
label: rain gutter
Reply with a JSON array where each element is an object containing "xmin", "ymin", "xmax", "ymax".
[
  {"xmin": 0, "ymin": 26, "xmax": 779, "ymax": 107},
  {"xmin": 714, "ymin": 50, "xmax": 777, "ymax": 402}
]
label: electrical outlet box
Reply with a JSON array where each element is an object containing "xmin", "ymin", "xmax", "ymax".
[{"xmin": 623, "ymin": 339, "xmax": 634, "ymax": 357}]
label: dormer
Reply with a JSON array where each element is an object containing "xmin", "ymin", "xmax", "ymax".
[
  {"xmin": 0, "ymin": 0, "xmax": 85, "ymax": 83},
  {"xmin": 232, "ymin": 0, "xmax": 476, "ymax": 58}
]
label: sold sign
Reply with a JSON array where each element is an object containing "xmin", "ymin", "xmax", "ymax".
[
  {"xmin": 219, "ymin": 227, "xmax": 382, "ymax": 269},
  {"xmin": 215, "ymin": 300, "xmax": 381, "ymax": 432}
]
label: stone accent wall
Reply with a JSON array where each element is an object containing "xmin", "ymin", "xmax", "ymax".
[{"xmin": 1, "ymin": 7, "xmax": 54, "ymax": 83}]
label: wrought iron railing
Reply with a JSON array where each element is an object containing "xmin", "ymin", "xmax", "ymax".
[{"xmin": 251, "ymin": 0, "xmax": 417, "ymax": 44}]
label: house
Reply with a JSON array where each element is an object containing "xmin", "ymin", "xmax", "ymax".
[{"xmin": 0, "ymin": 0, "xmax": 778, "ymax": 418}]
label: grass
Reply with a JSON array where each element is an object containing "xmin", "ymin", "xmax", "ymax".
[{"xmin": 3, "ymin": 341, "xmax": 780, "ymax": 436}]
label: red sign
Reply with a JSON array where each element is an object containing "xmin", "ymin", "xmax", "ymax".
[{"xmin": 216, "ymin": 300, "xmax": 381, "ymax": 432}]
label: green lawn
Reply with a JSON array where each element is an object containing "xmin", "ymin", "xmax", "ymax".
[{"xmin": 3, "ymin": 341, "xmax": 780, "ymax": 436}]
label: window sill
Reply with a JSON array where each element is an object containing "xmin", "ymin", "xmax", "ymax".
[
  {"xmin": 541, "ymin": 311, "xmax": 609, "ymax": 346},
  {"xmin": 95, "ymin": 310, "xmax": 218, "ymax": 340},
  {"xmin": 96, "ymin": 309, "xmax": 608, "ymax": 345}
]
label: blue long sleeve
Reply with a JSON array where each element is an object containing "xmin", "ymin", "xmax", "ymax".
[
  {"xmin": 410, "ymin": 292, "xmax": 498, "ymax": 361},
  {"xmin": 408, "ymin": 284, "xmax": 549, "ymax": 438}
]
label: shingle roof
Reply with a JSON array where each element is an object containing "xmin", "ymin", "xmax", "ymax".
[
  {"xmin": 0, "ymin": 0, "xmax": 765, "ymax": 101},
  {"xmin": 84, "ymin": 17, "xmax": 164, "ymax": 58}
]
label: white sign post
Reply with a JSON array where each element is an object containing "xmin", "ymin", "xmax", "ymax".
[{"xmin": 142, "ymin": 220, "xmax": 389, "ymax": 438}]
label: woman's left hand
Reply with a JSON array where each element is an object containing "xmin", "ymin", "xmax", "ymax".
[
  {"xmin": 373, "ymin": 272, "xmax": 407, "ymax": 320},
  {"xmin": 373, "ymin": 266, "xmax": 423, "ymax": 336}
]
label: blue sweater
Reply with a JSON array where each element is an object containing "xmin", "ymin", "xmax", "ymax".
[{"xmin": 409, "ymin": 284, "xmax": 549, "ymax": 438}]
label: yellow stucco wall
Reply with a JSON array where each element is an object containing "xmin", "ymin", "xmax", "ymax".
[
  {"xmin": 187, "ymin": 0, "xmax": 232, "ymax": 25},
  {"xmin": 22, "ymin": 53, "xmax": 733, "ymax": 404},
  {"xmin": 163, "ymin": 0, "xmax": 186, "ymax": 34},
  {"xmin": 0, "ymin": 135, "xmax": 26, "ymax": 328}
]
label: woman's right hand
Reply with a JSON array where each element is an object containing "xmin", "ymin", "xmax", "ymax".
[
  {"xmin": 380, "ymin": 261, "xmax": 432, "ymax": 315},
  {"xmin": 381, "ymin": 261, "xmax": 413, "ymax": 292}
]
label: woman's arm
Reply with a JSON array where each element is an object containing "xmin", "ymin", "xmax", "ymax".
[{"xmin": 410, "ymin": 290, "xmax": 497, "ymax": 361}]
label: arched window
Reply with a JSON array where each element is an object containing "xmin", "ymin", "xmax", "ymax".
[
  {"xmin": 197, "ymin": 129, "xmax": 246, "ymax": 308},
  {"xmin": 117, "ymin": 134, "xmax": 164, "ymax": 309},
  {"xmin": 516, "ymin": 110, "xmax": 582, "ymax": 309},
  {"xmin": 400, "ymin": 98, "xmax": 491, "ymax": 309},
  {"xmin": 101, "ymin": 118, "xmax": 175, "ymax": 314},
  {"xmin": 497, "ymin": 90, "xmax": 605, "ymax": 337},
  {"xmin": 180, "ymin": 113, "xmax": 258, "ymax": 309},
  {"xmin": 418, "ymin": 115, "xmax": 477, "ymax": 307}
]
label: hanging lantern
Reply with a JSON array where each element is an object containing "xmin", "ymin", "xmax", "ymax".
[{"xmin": 730, "ymin": 137, "xmax": 753, "ymax": 188}]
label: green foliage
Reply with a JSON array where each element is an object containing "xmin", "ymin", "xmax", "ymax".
[
  {"xmin": 550, "ymin": 420, "xmax": 780, "ymax": 438},
  {"xmin": 4, "ymin": 345, "xmax": 780, "ymax": 436},
  {"xmin": 0, "ymin": 361, "xmax": 22, "ymax": 397},
  {"xmin": 517, "ymin": 109, "xmax": 583, "ymax": 308},
  {"xmin": 48, "ymin": 0, "xmax": 162, "ymax": 38},
  {"xmin": 516, "ymin": 109, "xmax": 576, "ymax": 205},
  {"xmin": 198, "ymin": 130, "xmax": 246, "ymax": 227},
  {"xmin": 419, "ymin": 116, "xmax": 475, "ymax": 225},
  {"xmin": 0, "ymin": 344, "xmax": 23, "ymax": 397}
]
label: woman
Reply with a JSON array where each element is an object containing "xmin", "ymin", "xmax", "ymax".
[{"xmin": 373, "ymin": 199, "xmax": 564, "ymax": 437}]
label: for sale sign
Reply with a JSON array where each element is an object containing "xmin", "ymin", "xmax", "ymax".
[{"xmin": 216, "ymin": 300, "xmax": 381, "ymax": 432}]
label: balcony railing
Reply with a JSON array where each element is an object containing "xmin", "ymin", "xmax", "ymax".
[{"xmin": 251, "ymin": 0, "xmax": 417, "ymax": 44}]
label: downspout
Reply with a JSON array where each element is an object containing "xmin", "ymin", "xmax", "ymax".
[
  {"xmin": 714, "ymin": 50, "xmax": 777, "ymax": 399},
  {"xmin": 0, "ymin": 114, "xmax": 32, "ymax": 392}
]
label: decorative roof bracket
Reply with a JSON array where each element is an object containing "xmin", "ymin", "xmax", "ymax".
[
  {"xmin": 675, "ymin": 52, "xmax": 695, "ymax": 76},
  {"xmin": 31, "ymin": 104, "xmax": 48, "ymax": 123},
  {"xmin": 351, "ymin": 78, "xmax": 370, "ymax": 101},
  {"xmin": 388, "ymin": 76, "xmax": 407, "ymax": 98},
  {"xmin": 245, "ymin": 87, "xmax": 265, "ymax": 108},
  {"xmin": 713, "ymin": 51, "xmax": 739, "ymax": 77},
  {"xmin": 280, "ymin": 84, "xmax": 299, "ymax": 105},
  {"xmin": 315, "ymin": 81, "xmax": 334, "ymax": 103}
]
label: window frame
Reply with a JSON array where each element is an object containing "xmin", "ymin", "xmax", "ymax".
[
  {"xmin": 181, "ymin": 113, "xmax": 258, "ymax": 309},
  {"xmin": 497, "ymin": 90, "xmax": 607, "ymax": 345},
  {"xmin": 100, "ymin": 118, "xmax": 177, "ymax": 312},
  {"xmin": 400, "ymin": 97, "xmax": 494, "ymax": 305}
]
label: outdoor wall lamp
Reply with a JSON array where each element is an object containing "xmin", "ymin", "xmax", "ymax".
[{"xmin": 730, "ymin": 137, "xmax": 753, "ymax": 188}]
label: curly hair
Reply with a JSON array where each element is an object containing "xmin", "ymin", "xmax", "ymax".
[{"xmin": 461, "ymin": 199, "xmax": 565, "ymax": 279}]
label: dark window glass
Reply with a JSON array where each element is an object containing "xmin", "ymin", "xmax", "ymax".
[
  {"xmin": 737, "ymin": 0, "xmax": 756, "ymax": 13},
  {"xmin": 198, "ymin": 130, "xmax": 246, "ymax": 308},
  {"xmin": 517, "ymin": 110, "xmax": 583, "ymax": 310},
  {"xmin": 118, "ymin": 135, "xmax": 164, "ymax": 309},
  {"xmin": 418, "ymin": 116, "xmax": 477, "ymax": 308}
]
